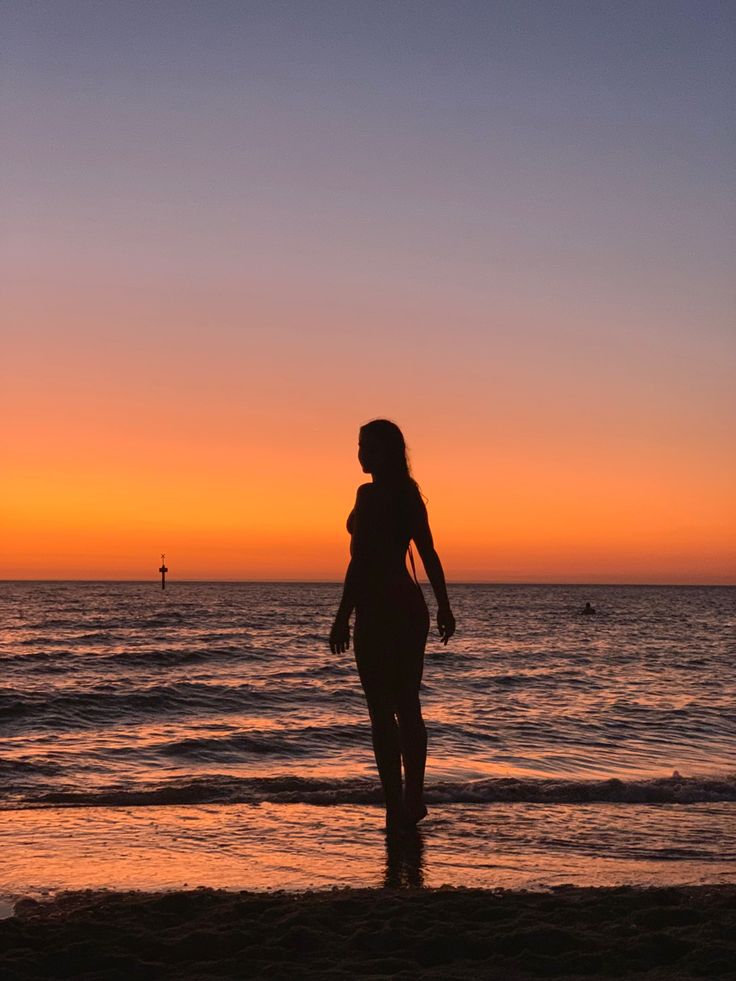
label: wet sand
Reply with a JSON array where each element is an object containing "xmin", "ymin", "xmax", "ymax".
[
  {"xmin": 4, "ymin": 802, "xmax": 736, "ymax": 895},
  {"xmin": 2, "ymin": 884, "xmax": 734, "ymax": 980}
]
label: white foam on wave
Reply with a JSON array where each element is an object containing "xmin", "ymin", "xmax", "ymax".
[{"xmin": 16, "ymin": 772, "xmax": 736, "ymax": 809}]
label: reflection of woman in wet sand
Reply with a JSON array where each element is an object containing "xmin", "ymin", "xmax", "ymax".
[{"xmin": 330, "ymin": 420, "xmax": 455, "ymax": 832}]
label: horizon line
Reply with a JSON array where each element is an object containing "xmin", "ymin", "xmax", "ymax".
[{"xmin": 1, "ymin": 578, "xmax": 734, "ymax": 588}]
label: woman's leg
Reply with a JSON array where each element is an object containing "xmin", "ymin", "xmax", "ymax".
[
  {"xmin": 354, "ymin": 619, "xmax": 404, "ymax": 823},
  {"xmin": 396, "ymin": 592, "xmax": 430, "ymax": 823},
  {"xmin": 396, "ymin": 691, "xmax": 427, "ymax": 821},
  {"xmin": 365, "ymin": 695, "xmax": 403, "ymax": 820}
]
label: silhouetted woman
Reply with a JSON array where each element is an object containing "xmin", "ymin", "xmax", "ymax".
[{"xmin": 329, "ymin": 419, "xmax": 455, "ymax": 832}]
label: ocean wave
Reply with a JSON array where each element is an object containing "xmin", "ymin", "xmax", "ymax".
[
  {"xmin": 160, "ymin": 722, "xmax": 372, "ymax": 760},
  {"xmin": 160, "ymin": 732, "xmax": 309, "ymax": 759},
  {"xmin": 0, "ymin": 757, "xmax": 63, "ymax": 777},
  {"xmin": 138, "ymin": 612, "xmax": 187, "ymax": 627},
  {"xmin": 0, "ymin": 645, "xmax": 264, "ymax": 671},
  {"xmin": 0, "ymin": 682, "xmax": 263, "ymax": 728},
  {"xmin": 12, "ymin": 773, "xmax": 736, "ymax": 809}
]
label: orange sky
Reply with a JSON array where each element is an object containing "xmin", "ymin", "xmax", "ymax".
[
  {"xmin": 3, "ymin": 4, "xmax": 734, "ymax": 583},
  {"xmin": 3, "ymin": 286, "xmax": 734, "ymax": 583}
]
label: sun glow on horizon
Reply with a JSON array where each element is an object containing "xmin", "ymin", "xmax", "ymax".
[{"xmin": 2, "ymin": 3, "xmax": 734, "ymax": 584}]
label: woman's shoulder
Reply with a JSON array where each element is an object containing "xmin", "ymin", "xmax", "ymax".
[
  {"xmin": 349, "ymin": 484, "xmax": 374, "ymax": 524},
  {"xmin": 355, "ymin": 482, "xmax": 378, "ymax": 505},
  {"xmin": 403, "ymin": 480, "xmax": 426, "ymax": 509},
  {"xmin": 355, "ymin": 480, "xmax": 424, "ymax": 511}
]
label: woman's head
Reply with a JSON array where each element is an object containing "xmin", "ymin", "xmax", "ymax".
[{"xmin": 358, "ymin": 419, "xmax": 414, "ymax": 483}]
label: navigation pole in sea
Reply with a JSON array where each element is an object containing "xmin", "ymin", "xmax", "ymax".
[{"xmin": 159, "ymin": 553, "xmax": 168, "ymax": 590}]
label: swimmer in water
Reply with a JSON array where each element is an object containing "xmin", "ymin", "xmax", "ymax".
[
  {"xmin": 581, "ymin": 601, "xmax": 596, "ymax": 615},
  {"xmin": 329, "ymin": 419, "xmax": 455, "ymax": 833}
]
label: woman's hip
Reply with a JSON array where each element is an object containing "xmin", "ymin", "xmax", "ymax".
[{"xmin": 354, "ymin": 588, "xmax": 429, "ymax": 650}]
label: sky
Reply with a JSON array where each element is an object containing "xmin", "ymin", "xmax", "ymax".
[{"xmin": 2, "ymin": 0, "xmax": 735, "ymax": 582}]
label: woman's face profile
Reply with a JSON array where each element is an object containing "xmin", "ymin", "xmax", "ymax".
[{"xmin": 358, "ymin": 431, "xmax": 383, "ymax": 474}]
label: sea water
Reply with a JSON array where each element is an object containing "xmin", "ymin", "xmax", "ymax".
[{"xmin": 1, "ymin": 582, "xmax": 735, "ymax": 895}]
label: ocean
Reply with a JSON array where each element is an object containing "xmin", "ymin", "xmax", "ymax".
[{"xmin": 1, "ymin": 581, "xmax": 735, "ymax": 895}]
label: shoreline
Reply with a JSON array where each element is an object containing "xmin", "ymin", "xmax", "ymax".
[
  {"xmin": 3, "ymin": 800, "xmax": 735, "ymax": 896},
  {"xmin": 2, "ymin": 884, "xmax": 734, "ymax": 980}
]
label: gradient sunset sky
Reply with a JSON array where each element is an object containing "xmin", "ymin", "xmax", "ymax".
[{"xmin": 3, "ymin": 1, "xmax": 734, "ymax": 582}]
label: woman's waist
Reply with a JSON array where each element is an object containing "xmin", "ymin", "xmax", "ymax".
[{"xmin": 355, "ymin": 574, "xmax": 426, "ymax": 607}]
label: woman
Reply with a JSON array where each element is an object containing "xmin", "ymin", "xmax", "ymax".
[{"xmin": 329, "ymin": 419, "xmax": 456, "ymax": 832}]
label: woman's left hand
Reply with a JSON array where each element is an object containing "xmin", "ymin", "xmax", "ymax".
[
  {"xmin": 437, "ymin": 606, "xmax": 456, "ymax": 645},
  {"xmin": 329, "ymin": 615, "xmax": 351, "ymax": 655}
]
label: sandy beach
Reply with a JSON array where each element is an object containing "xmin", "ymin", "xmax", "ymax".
[{"xmin": 2, "ymin": 884, "xmax": 734, "ymax": 980}]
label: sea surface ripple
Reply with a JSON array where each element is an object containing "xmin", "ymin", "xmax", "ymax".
[{"xmin": 1, "ymin": 582, "xmax": 734, "ymax": 810}]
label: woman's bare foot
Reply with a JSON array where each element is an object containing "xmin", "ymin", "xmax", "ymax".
[{"xmin": 402, "ymin": 802, "xmax": 428, "ymax": 826}]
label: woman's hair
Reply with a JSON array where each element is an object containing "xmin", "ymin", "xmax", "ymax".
[{"xmin": 360, "ymin": 418, "xmax": 420, "ymax": 492}]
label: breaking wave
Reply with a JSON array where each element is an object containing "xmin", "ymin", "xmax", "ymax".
[{"xmin": 9, "ymin": 773, "xmax": 736, "ymax": 809}]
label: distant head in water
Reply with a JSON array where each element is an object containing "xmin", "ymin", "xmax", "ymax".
[{"xmin": 358, "ymin": 419, "xmax": 416, "ymax": 488}]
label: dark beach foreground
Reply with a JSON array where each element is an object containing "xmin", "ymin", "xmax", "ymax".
[{"xmin": 2, "ymin": 885, "xmax": 735, "ymax": 980}]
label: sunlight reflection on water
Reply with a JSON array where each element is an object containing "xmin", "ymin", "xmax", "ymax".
[
  {"xmin": 2, "ymin": 801, "xmax": 735, "ymax": 898},
  {"xmin": 2, "ymin": 583, "xmax": 735, "ymax": 806}
]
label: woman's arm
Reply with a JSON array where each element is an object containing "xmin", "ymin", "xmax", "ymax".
[
  {"xmin": 330, "ymin": 485, "xmax": 371, "ymax": 654},
  {"xmin": 335, "ymin": 558, "xmax": 357, "ymax": 622},
  {"xmin": 330, "ymin": 561, "xmax": 355, "ymax": 655},
  {"xmin": 412, "ymin": 497, "xmax": 456, "ymax": 644}
]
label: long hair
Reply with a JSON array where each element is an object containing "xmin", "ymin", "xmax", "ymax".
[{"xmin": 360, "ymin": 419, "xmax": 422, "ymax": 495}]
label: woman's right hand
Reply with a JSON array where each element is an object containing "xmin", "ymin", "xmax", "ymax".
[
  {"xmin": 437, "ymin": 605, "xmax": 456, "ymax": 645},
  {"xmin": 329, "ymin": 615, "xmax": 351, "ymax": 655}
]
